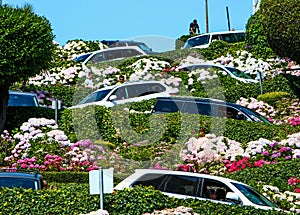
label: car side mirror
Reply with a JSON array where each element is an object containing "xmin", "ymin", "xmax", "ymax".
[
  {"xmin": 109, "ymin": 95, "xmax": 117, "ymax": 101},
  {"xmin": 225, "ymin": 192, "xmax": 241, "ymax": 204}
]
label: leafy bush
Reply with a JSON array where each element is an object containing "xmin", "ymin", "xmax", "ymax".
[
  {"xmin": 245, "ymin": 10, "xmax": 276, "ymax": 60},
  {"xmin": 0, "ymin": 184, "xmax": 288, "ymax": 214},
  {"xmin": 199, "ymin": 40, "xmax": 230, "ymax": 60},
  {"xmin": 260, "ymin": 0, "xmax": 300, "ymax": 63},
  {"xmin": 226, "ymin": 160, "xmax": 300, "ymax": 193},
  {"xmin": 59, "ymin": 103, "xmax": 300, "ymax": 162},
  {"xmin": 5, "ymin": 106, "xmax": 56, "ymax": 132},
  {"xmin": 257, "ymin": 92, "xmax": 291, "ymax": 106}
]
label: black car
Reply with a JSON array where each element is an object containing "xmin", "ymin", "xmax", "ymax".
[
  {"xmin": 0, "ymin": 169, "xmax": 45, "ymax": 190},
  {"xmin": 152, "ymin": 97, "xmax": 271, "ymax": 123}
]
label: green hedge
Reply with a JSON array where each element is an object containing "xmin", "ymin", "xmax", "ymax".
[
  {"xmin": 59, "ymin": 104, "xmax": 300, "ymax": 162},
  {"xmin": 5, "ymin": 106, "xmax": 57, "ymax": 132},
  {"xmin": 226, "ymin": 160, "xmax": 300, "ymax": 192},
  {"xmin": 0, "ymin": 184, "xmax": 290, "ymax": 214}
]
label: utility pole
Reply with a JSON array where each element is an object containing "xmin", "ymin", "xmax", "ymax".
[
  {"xmin": 226, "ymin": 6, "xmax": 231, "ymax": 31},
  {"xmin": 205, "ymin": 0, "xmax": 209, "ymax": 33}
]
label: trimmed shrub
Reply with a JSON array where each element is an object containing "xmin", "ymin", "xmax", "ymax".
[
  {"xmin": 5, "ymin": 106, "xmax": 56, "ymax": 132},
  {"xmin": 245, "ymin": 10, "xmax": 276, "ymax": 60},
  {"xmin": 257, "ymin": 92, "xmax": 291, "ymax": 106},
  {"xmin": 226, "ymin": 160, "xmax": 300, "ymax": 192},
  {"xmin": 260, "ymin": 0, "xmax": 300, "ymax": 64}
]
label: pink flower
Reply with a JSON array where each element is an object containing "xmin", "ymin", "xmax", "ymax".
[{"xmin": 21, "ymin": 163, "xmax": 27, "ymax": 168}]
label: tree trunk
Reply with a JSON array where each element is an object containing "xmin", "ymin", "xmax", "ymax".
[{"xmin": 0, "ymin": 85, "xmax": 9, "ymax": 134}]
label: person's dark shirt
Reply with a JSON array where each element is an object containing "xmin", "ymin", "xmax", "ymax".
[{"xmin": 190, "ymin": 22, "xmax": 200, "ymax": 34}]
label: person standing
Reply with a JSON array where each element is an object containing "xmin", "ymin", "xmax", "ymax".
[{"xmin": 189, "ymin": 19, "xmax": 200, "ymax": 35}]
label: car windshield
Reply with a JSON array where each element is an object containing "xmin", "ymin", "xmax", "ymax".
[
  {"xmin": 225, "ymin": 67, "xmax": 253, "ymax": 79},
  {"xmin": 77, "ymin": 89, "xmax": 111, "ymax": 105},
  {"xmin": 0, "ymin": 177, "xmax": 38, "ymax": 189},
  {"xmin": 184, "ymin": 35, "xmax": 210, "ymax": 48},
  {"xmin": 239, "ymin": 106, "xmax": 271, "ymax": 124},
  {"xmin": 8, "ymin": 94, "xmax": 39, "ymax": 107},
  {"xmin": 74, "ymin": 53, "xmax": 91, "ymax": 63},
  {"xmin": 232, "ymin": 182, "xmax": 277, "ymax": 208},
  {"xmin": 136, "ymin": 43, "xmax": 152, "ymax": 53}
]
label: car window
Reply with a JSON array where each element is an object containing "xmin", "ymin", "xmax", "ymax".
[
  {"xmin": 239, "ymin": 106, "xmax": 271, "ymax": 123},
  {"xmin": 0, "ymin": 177, "xmax": 38, "ymax": 189},
  {"xmin": 232, "ymin": 182, "xmax": 277, "ymax": 207},
  {"xmin": 104, "ymin": 50, "xmax": 123, "ymax": 60},
  {"xmin": 184, "ymin": 35, "xmax": 210, "ymax": 48},
  {"xmin": 200, "ymin": 178, "xmax": 232, "ymax": 201},
  {"xmin": 225, "ymin": 67, "xmax": 253, "ymax": 79},
  {"xmin": 132, "ymin": 173, "xmax": 167, "ymax": 189},
  {"xmin": 211, "ymin": 34, "xmax": 219, "ymax": 41},
  {"xmin": 136, "ymin": 43, "xmax": 152, "ymax": 53},
  {"xmin": 219, "ymin": 33, "xmax": 245, "ymax": 43},
  {"xmin": 181, "ymin": 101, "xmax": 211, "ymax": 115},
  {"xmin": 88, "ymin": 52, "xmax": 105, "ymax": 64},
  {"xmin": 8, "ymin": 94, "xmax": 39, "ymax": 107},
  {"xmin": 74, "ymin": 53, "xmax": 92, "ymax": 63},
  {"xmin": 127, "ymin": 83, "xmax": 166, "ymax": 98},
  {"xmin": 235, "ymin": 33, "xmax": 246, "ymax": 42},
  {"xmin": 77, "ymin": 89, "xmax": 111, "ymax": 105},
  {"xmin": 122, "ymin": 49, "xmax": 143, "ymax": 58},
  {"xmin": 112, "ymin": 86, "xmax": 128, "ymax": 100},
  {"xmin": 153, "ymin": 100, "xmax": 184, "ymax": 113},
  {"xmin": 161, "ymin": 174, "xmax": 199, "ymax": 196}
]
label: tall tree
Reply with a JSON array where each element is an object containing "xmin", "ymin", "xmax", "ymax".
[
  {"xmin": 0, "ymin": 4, "xmax": 55, "ymax": 132},
  {"xmin": 260, "ymin": 0, "xmax": 300, "ymax": 63}
]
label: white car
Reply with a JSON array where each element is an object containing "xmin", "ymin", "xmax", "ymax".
[
  {"xmin": 115, "ymin": 169, "xmax": 280, "ymax": 212},
  {"xmin": 71, "ymin": 81, "xmax": 172, "ymax": 109},
  {"xmin": 178, "ymin": 63, "xmax": 258, "ymax": 84},
  {"xmin": 82, "ymin": 46, "xmax": 147, "ymax": 68},
  {"xmin": 183, "ymin": 30, "xmax": 245, "ymax": 49}
]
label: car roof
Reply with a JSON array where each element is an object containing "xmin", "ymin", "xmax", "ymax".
[
  {"xmin": 155, "ymin": 96, "xmax": 241, "ymax": 108},
  {"xmin": 93, "ymin": 80, "xmax": 167, "ymax": 92},
  {"xmin": 188, "ymin": 30, "xmax": 245, "ymax": 40},
  {"xmin": 9, "ymin": 90, "xmax": 37, "ymax": 97},
  {"xmin": 121, "ymin": 169, "xmax": 248, "ymax": 186},
  {"xmin": 0, "ymin": 171, "xmax": 41, "ymax": 179},
  {"xmin": 101, "ymin": 40, "xmax": 146, "ymax": 45},
  {"xmin": 179, "ymin": 63, "xmax": 227, "ymax": 69},
  {"xmin": 90, "ymin": 46, "xmax": 146, "ymax": 54}
]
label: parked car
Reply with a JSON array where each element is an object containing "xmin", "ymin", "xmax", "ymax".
[
  {"xmin": 151, "ymin": 96, "xmax": 271, "ymax": 123},
  {"xmin": 178, "ymin": 63, "xmax": 258, "ymax": 84},
  {"xmin": 71, "ymin": 81, "xmax": 172, "ymax": 109},
  {"xmin": 101, "ymin": 40, "xmax": 157, "ymax": 54},
  {"xmin": 8, "ymin": 91, "xmax": 39, "ymax": 107},
  {"xmin": 0, "ymin": 169, "xmax": 44, "ymax": 190},
  {"xmin": 183, "ymin": 30, "xmax": 245, "ymax": 49},
  {"xmin": 82, "ymin": 46, "xmax": 147, "ymax": 68},
  {"xmin": 114, "ymin": 169, "xmax": 279, "ymax": 211}
]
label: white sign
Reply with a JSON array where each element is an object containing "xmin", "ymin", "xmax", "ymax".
[
  {"xmin": 51, "ymin": 99, "xmax": 62, "ymax": 110},
  {"xmin": 89, "ymin": 168, "xmax": 114, "ymax": 194}
]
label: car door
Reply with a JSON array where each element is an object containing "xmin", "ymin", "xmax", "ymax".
[
  {"xmin": 198, "ymin": 178, "xmax": 234, "ymax": 204},
  {"xmin": 159, "ymin": 174, "xmax": 200, "ymax": 198},
  {"xmin": 152, "ymin": 99, "xmax": 185, "ymax": 113},
  {"xmin": 126, "ymin": 83, "xmax": 168, "ymax": 102},
  {"xmin": 131, "ymin": 173, "xmax": 167, "ymax": 189},
  {"xmin": 181, "ymin": 101, "xmax": 211, "ymax": 115}
]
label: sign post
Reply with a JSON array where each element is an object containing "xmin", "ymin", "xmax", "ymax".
[
  {"xmin": 256, "ymin": 70, "xmax": 264, "ymax": 95},
  {"xmin": 51, "ymin": 98, "xmax": 61, "ymax": 124},
  {"xmin": 89, "ymin": 168, "xmax": 114, "ymax": 210}
]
